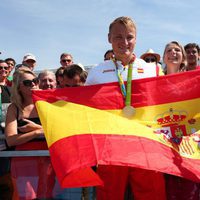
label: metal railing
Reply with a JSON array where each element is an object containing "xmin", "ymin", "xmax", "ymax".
[
  {"xmin": 0, "ymin": 134, "xmax": 96, "ymax": 200},
  {"xmin": 0, "ymin": 134, "xmax": 50, "ymax": 157}
]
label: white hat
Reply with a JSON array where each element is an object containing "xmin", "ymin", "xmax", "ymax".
[
  {"xmin": 23, "ymin": 53, "xmax": 36, "ymax": 62},
  {"xmin": 77, "ymin": 63, "xmax": 86, "ymax": 71},
  {"xmin": 140, "ymin": 49, "xmax": 160, "ymax": 62}
]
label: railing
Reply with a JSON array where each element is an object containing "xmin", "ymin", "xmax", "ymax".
[
  {"xmin": 0, "ymin": 135, "xmax": 96, "ymax": 200},
  {"xmin": 0, "ymin": 135, "xmax": 50, "ymax": 157}
]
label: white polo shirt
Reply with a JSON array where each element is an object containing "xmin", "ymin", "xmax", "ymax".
[{"xmin": 85, "ymin": 58, "xmax": 157, "ymax": 85}]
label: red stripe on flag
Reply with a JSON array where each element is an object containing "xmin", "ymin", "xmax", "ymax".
[
  {"xmin": 49, "ymin": 134, "xmax": 200, "ymax": 187},
  {"xmin": 32, "ymin": 70, "xmax": 200, "ymax": 109}
]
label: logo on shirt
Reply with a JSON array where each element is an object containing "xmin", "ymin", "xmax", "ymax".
[{"xmin": 103, "ymin": 69, "xmax": 115, "ymax": 73}]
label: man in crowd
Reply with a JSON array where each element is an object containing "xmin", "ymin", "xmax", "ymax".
[
  {"xmin": 63, "ymin": 64, "xmax": 87, "ymax": 87},
  {"xmin": 22, "ymin": 53, "xmax": 37, "ymax": 71},
  {"xmin": 184, "ymin": 43, "xmax": 200, "ymax": 71},
  {"xmin": 140, "ymin": 48, "xmax": 163, "ymax": 76},
  {"xmin": 0, "ymin": 60, "xmax": 13, "ymax": 200},
  {"xmin": 5, "ymin": 58, "xmax": 16, "ymax": 79},
  {"xmin": 60, "ymin": 53, "xmax": 73, "ymax": 68},
  {"xmin": 38, "ymin": 70, "xmax": 57, "ymax": 90}
]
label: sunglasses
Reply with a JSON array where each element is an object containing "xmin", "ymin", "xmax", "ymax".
[
  {"xmin": 0, "ymin": 66, "xmax": 9, "ymax": 70},
  {"xmin": 22, "ymin": 78, "xmax": 39, "ymax": 87},
  {"xmin": 145, "ymin": 58, "xmax": 156, "ymax": 63},
  {"xmin": 61, "ymin": 59, "xmax": 72, "ymax": 63}
]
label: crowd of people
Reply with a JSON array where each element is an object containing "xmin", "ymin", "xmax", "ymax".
[{"xmin": 0, "ymin": 16, "xmax": 199, "ymax": 200}]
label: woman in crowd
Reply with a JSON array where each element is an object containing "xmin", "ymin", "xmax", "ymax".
[
  {"xmin": 163, "ymin": 41, "xmax": 187, "ymax": 75},
  {"xmin": 163, "ymin": 41, "xmax": 200, "ymax": 200},
  {"xmin": 5, "ymin": 69, "xmax": 55, "ymax": 199}
]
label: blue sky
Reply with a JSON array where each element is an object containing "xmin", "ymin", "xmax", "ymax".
[{"xmin": 1, "ymin": 0, "xmax": 199, "ymax": 71}]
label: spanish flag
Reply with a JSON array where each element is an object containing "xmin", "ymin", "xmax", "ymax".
[{"xmin": 32, "ymin": 70, "xmax": 200, "ymax": 188}]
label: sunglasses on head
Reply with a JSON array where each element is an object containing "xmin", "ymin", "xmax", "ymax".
[
  {"xmin": 0, "ymin": 66, "xmax": 9, "ymax": 70},
  {"xmin": 61, "ymin": 59, "xmax": 72, "ymax": 63},
  {"xmin": 22, "ymin": 78, "xmax": 39, "ymax": 87},
  {"xmin": 145, "ymin": 58, "xmax": 156, "ymax": 63}
]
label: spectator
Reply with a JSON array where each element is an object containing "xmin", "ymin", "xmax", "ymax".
[
  {"xmin": 60, "ymin": 53, "xmax": 73, "ymax": 68},
  {"xmin": 63, "ymin": 64, "xmax": 87, "ymax": 87},
  {"xmin": 163, "ymin": 41, "xmax": 199, "ymax": 200},
  {"xmin": 163, "ymin": 41, "xmax": 187, "ymax": 75},
  {"xmin": 63, "ymin": 64, "xmax": 89, "ymax": 199},
  {"xmin": 22, "ymin": 53, "xmax": 37, "ymax": 71},
  {"xmin": 184, "ymin": 43, "xmax": 200, "ymax": 71},
  {"xmin": 85, "ymin": 16, "xmax": 166, "ymax": 200},
  {"xmin": 55, "ymin": 67, "xmax": 65, "ymax": 88},
  {"xmin": 140, "ymin": 48, "xmax": 163, "ymax": 76},
  {"xmin": 5, "ymin": 58, "xmax": 16, "ymax": 78},
  {"xmin": 104, "ymin": 49, "xmax": 114, "ymax": 61},
  {"xmin": 0, "ymin": 60, "xmax": 12, "ymax": 86},
  {"xmin": 15, "ymin": 63, "xmax": 30, "ymax": 72},
  {"xmin": 38, "ymin": 70, "xmax": 57, "ymax": 90},
  {"xmin": 0, "ymin": 60, "xmax": 13, "ymax": 200},
  {"xmin": 5, "ymin": 69, "xmax": 55, "ymax": 199}
]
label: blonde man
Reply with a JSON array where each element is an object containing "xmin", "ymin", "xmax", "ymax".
[{"xmin": 86, "ymin": 16, "xmax": 165, "ymax": 200}]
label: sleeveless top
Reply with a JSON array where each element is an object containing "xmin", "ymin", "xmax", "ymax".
[{"xmin": 16, "ymin": 107, "xmax": 45, "ymax": 141}]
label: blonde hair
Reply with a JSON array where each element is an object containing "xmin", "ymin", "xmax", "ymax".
[
  {"xmin": 109, "ymin": 16, "xmax": 137, "ymax": 34},
  {"xmin": 11, "ymin": 69, "xmax": 37, "ymax": 111},
  {"xmin": 163, "ymin": 41, "xmax": 187, "ymax": 72}
]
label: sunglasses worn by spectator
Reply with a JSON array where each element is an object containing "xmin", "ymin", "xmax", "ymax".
[
  {"xmin": 145, "ymin": 58, "xmax": 156, "ymax": 63},
  {"xmin": 23, "ymin": 78, "xmax": 39, "ymax": 87},
  {"xmin": 62, "ymin": 59, "xmax": 72, "ymax": 63},
  {"xmin": 0, "ymin": 66, "xmax": 9, "ymax": 70}
]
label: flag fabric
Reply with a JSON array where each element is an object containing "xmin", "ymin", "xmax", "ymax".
[{"xmin": 32, "ymin": 70, "xmax": 200, "ymax": 188}]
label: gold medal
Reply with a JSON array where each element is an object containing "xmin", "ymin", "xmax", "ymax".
[{"xmin": 122, "ymin": 105, "xmax": 135, "ymax": 118}]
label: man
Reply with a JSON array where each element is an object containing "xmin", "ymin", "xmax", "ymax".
[
  {"xmin": 86, "ymin": 16, "xmax": 166, "ymax": 200},
  {"xmin": 5, "ymin": 58, "xmax": 16, "ymax": 78},
  {"xmin": 184, "ymin": 43, "xmax": 200, "ymax": 71},
  {"xmin": 63, "ymin": 64, "xmax": 87, "ymax": 87},
  {"xmin": 104, "ymin": 49, "xmax": 114, "ymax": 61},
  {"xmin": 22, "ymin": 53, "xmax": 37, "ymax": 71},
  {"xmin": 140, "ymin": 48, "xmax": 163, "ymax": 76},
  {"xmin": 38, "ymin": 70, "xmax": 57, "ymax": 90},
  {"xmin": 0, "ymin": 60, "xmax": 13, "ymax": 200},
  {"xmin": 60, "ymin": 53, "xmax": 73, "ymax": 68},
  {"xmin": 0, "ymin": 60, "xmax": 11, "ymax": 86}
]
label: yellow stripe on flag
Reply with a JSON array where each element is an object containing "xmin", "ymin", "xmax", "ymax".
[{"xmin": 36, "ymin": 97, "xmax": 200, "ymax": 159}]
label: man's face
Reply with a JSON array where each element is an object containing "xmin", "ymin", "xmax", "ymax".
[
  {"xmin": 185, "ymin": 47, "xmax": 199, "ymax": 65},
  {"xmin": 60, "ymin": 55, "xmax": 73, "ymax": 68},
  {"xmin": 0, "ymin": 62, "xmax": 9, "ymax": 78},
  {"xmin": 24, "ymin": 59, "xmax": 36, "ymax": 71},
  {"xmin": 108, "ymin": 23, "xmax": 136, "ymax": 62},
  {"xmin": 39, "ymin": 74, "xmax": 57, "ymax": 90},
  {"xmin": 63, "ymin": 74, "xmax": 83, "ymax": 87},
  {"xmin": 6, "ymin": 60, "xmax": 15, "ymax": 72}
]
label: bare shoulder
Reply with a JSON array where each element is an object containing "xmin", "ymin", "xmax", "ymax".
[{"xmin": 7, "ymin": 103, "xmax": 17, "ymax": 117}]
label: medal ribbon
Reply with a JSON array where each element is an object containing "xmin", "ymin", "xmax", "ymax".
[
  {"xmin": 125, "ymin": 63, "xmax": 133, "ymax": 106},
  {"xmin": 113, "ymin": 58, "xmax": 134, "ymax": 106}
]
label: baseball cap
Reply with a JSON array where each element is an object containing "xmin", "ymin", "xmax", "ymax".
[{"xmin": 23, "ymin": 53, "xmax": 36, "ymax": 62}]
